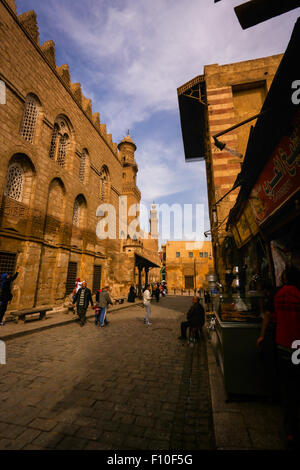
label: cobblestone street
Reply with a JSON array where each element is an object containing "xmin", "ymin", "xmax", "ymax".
[{"xmin": 0, "ymin": 297, "xmax": 216, "ymax": 450}]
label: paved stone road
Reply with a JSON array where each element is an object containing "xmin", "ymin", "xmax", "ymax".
[{"xmin": 0, "ymin": 297, "xmax": 215, "ymax": 450}]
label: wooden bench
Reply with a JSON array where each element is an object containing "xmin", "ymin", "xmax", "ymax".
[{"xmin": 10, "ymin": 306, "xmax": 53, "ymax": 324}]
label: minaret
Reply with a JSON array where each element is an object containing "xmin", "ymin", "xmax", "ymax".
[
  {"xmin": 150, "ymin": 202, "xmax": 158, "ymax": 240},
  {"xmin": 118, "ymin": 134, "xmax": 140, "ymax": 237},
  {"xmin": 118, "ymin": 133, "xmax": 137, "ymax": 165}
]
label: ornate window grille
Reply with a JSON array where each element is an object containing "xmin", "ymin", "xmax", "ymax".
[
  {"xmin": 79, "ymin": 149, "xmax": 87, "ymax": 183},
  {"xmin": 49, "ymin": 124, "xmax": 59, "ymax": 160},
  {"xmin": 19, "ymin": 95, "xmax": 39, "ymax": 143},
  {"xmin": 57, "ymin": 134, "xmax": 69, "ymax": 167},
  {"xmin": 0, "ymin": 252, "xmax": 17, "ymax": 277},
  {"xmin": 4, "ymin": 164, "xmax": 24, "ymax": 202},
  {"xmin": 72, "ymin": 198, "xmax": 80, "ymax": 227},
  {"xmin": 49, "ymin": 117, "xmax": 72, "ymax": 166},
  {"xmin": 100, "ymin": 166, "xmax": 109, "ymax": 201}
]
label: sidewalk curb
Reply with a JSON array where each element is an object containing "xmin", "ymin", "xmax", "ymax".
[{"xmin": 1, "ymin": 301, "xmax": 143, "ymax": 341}]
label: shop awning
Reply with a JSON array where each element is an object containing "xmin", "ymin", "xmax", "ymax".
[
  {"xmin": 177, "ymin": 77, "xmax": 208, "ymax": 162},
  {"xmin": 234, "ymin": 0, "xmax": 300, "ymax": 30},
  {"xmin": 229, "ymin": 16, "xmax": 300, "ymax": 223},
  {"xmin": 135, "ymin": 253, "xmax": 160, "ymax": 269}
]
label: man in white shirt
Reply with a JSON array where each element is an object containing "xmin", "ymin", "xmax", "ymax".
[{"xmin": 143, "ymin": 284, "xmax": 152, "ymax": 326}]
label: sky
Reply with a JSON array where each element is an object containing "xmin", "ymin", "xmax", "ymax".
[{"xmin": 16, "ymin": 0, "xmax": 300, "ymax": 245}]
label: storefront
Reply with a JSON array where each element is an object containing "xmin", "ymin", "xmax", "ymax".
[
  {"xmin": 228, "ymin": 108, "xmax": 300, "ymax": 294},
  {"xmin": 225, "ymin": 15, "xmax": 300, "ymax": 300},
  {"xmin": 248, "ymin": 109, "xmax": 300, "ymax": 285},
  {"xmin": 210, "ymin": 16, "xmax": 300, "ymax": 397}
]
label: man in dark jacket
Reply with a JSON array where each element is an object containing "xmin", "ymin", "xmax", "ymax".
[
  {"xmin": 73, "ymin": 281, "xmax": 93, "ymax": 326},
  {"xmin": 178, "ymin": 296, "xmax": 205, "ymax": 340},
  {"xmin": 0, "ymin": 266, "xmax": 20, "ymax": 326}
]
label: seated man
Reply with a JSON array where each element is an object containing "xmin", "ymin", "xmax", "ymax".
[{"xmin": 178, "ymin": 296, "xmax": 205, "ymax": 340}]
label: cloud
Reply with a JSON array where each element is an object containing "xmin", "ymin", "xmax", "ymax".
[
  {"xmin": 16, "ymin": 0, "xmax": 300, "ymax": 245},
  {"xmin": 24, "ymin": 0, "xmax": 299, "ymax": 137},
  {"xmin": 136, "ymin": 138, "xmax": 206, "ymax": 202}
]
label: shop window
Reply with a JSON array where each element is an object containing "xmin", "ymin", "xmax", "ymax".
[
  {"xmin": 199, "ymin": 252, "xmax": 203, "ymax": 258},
  {"xmin": 204, "ymin": 252, "xmax": 208, "ymax": 258},
  {"xmin": 19, "ymin": 94, "xmax": 40, "ymax": 144},
  {"xmin": 0, "ymin": 252, "xmax": 17, "ymax": 276},
  {"xmin": 189, "ymin": 252, "xmax": 193, "ymax": 258},
  {"xmin": 176, "ymin": 252, "xmax": 180, "ymax": 258}
]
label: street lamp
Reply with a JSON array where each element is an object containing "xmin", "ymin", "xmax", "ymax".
[{"xmin": 213, "ymin": 136, "xmax": 243, "ymax": 158}]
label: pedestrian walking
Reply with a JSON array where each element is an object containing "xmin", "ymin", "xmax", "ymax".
[
  {"xmin": 0, "ymin": 266, "xmax": 20, "ymax": 326},
  {"xmin": 178, "ymin": 296, "xmax": 205, "ymax": 341},
  {"xmin": 127, "ymin": 284, "xmax": 136, "ymax": 303},
  {"xmin": 70, "ymin": 288, "xmax": 77, "ymax": 314},
  {"xmin": 73, "ymin": 281, "xmax": 93, "ymax": 326},
  {"xmin": 257, "ymin": 266, "xmax": 300, "ymax": 449},
  {"xmin": 95, "ymin": 288, "xmax": 102, "ymax": 324},
  {"xmin": 154, "ymin": 283, "xmax": 160, "ymax": 303},
  {"xmin": 94, "ymin": 288, "xmax": 102, "ymax": 325},
  {"xmin": 204, "ymin": 290, "xmax": 211, "ymax": 312},
  {"xmin": 75, "ymin": 277, "xmax": 82, "ymax": 293},
  {"xmin": 98, "ymin": 285, "xmax": 113, "ymax": 327},
  {"xmin": 143, "ymin": 284, "xmax": 152, "ymax": 325}
]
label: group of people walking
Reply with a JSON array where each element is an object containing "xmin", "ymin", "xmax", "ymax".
[
  {"xmin": 127, "ymin": 282, "xmax": 167, "ymax": 305},
  {"xmin": 71, "ymin": 280, "xmax": 113, "ymax": 328}
]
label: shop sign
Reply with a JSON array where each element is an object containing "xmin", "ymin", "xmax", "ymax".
[
  {"xmin": 244, "ymin": 202, "xmax": 259, "ymax": 237},
  {"xmin": 249, "ymin": 110, "xmax": 300, "ymax": 225},
  {"xmin": 236, "ymin": 212, "xmax": 251, "ymax": 245},
  {"xmin": 232, "ymin": 202, "xmax": 259, "ymax": 248},
  {"xmin": 232, "ymin": 225, "xmax": 241, "ymax": 248}
]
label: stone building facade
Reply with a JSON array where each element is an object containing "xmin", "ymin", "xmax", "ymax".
[
  {"xmin": 0, "ymin": 0, "xmax": 159, "ymax": 311},
  {"xmin": 178, "ymin": 54, "xmax": 282, "ymax": 283},
  {"xmin": 161, "ymin": 241, "xmax": 213, "ymax": 291}
]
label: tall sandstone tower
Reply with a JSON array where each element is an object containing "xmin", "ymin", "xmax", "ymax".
[
  {"xmin": 118, "ymin": 135, "xmax": 141, "ymax": 238},
  {"xmin": 178, "ymin": 54, "xmax": 283, "ymax": 283}
]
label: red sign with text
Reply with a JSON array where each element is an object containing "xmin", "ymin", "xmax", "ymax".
[{"xmin": 249, "ymin": 109, "xmax": 300, "ymax": 225}]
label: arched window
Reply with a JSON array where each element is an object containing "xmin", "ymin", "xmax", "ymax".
[
  {"xmin": 19, "ymin": 94, "xmax": 41, "ymax": 143},
  {"xmin": 99, "ymin": 165, "xmax": 109, "ymax": 201},
  {"xmin": 72, "ymin": 198, "xmax": 80, "ymax": 227},
  {"xmin": 45, "ymin": 178, "xmax": 66, "ymax": 244},
  {"xmin": 4, "ymin": 163, "xmax": 24, "ymax": 201},
  {"xmin": 79, "ymin": 149, "xmax": 88, "ymax": 183},
  {"xmin": 72, "ymin": 195, "xmax": 87, "ymax": 228},
  {"xmin": 48, "ymin": 116, "xmax": 72, "ymax": 168},
  {"xmin": 49, "ymin": 124, "xmax": 59, "ymax": 160},
  {"xmin": 57, "ymin": 134, "xmax": 69, "ymax": 168}
]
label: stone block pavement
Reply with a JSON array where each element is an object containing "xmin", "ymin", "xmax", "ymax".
[{"xmin": 0, "ymin": 296, "xmax": 287, "ymax": 451}]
